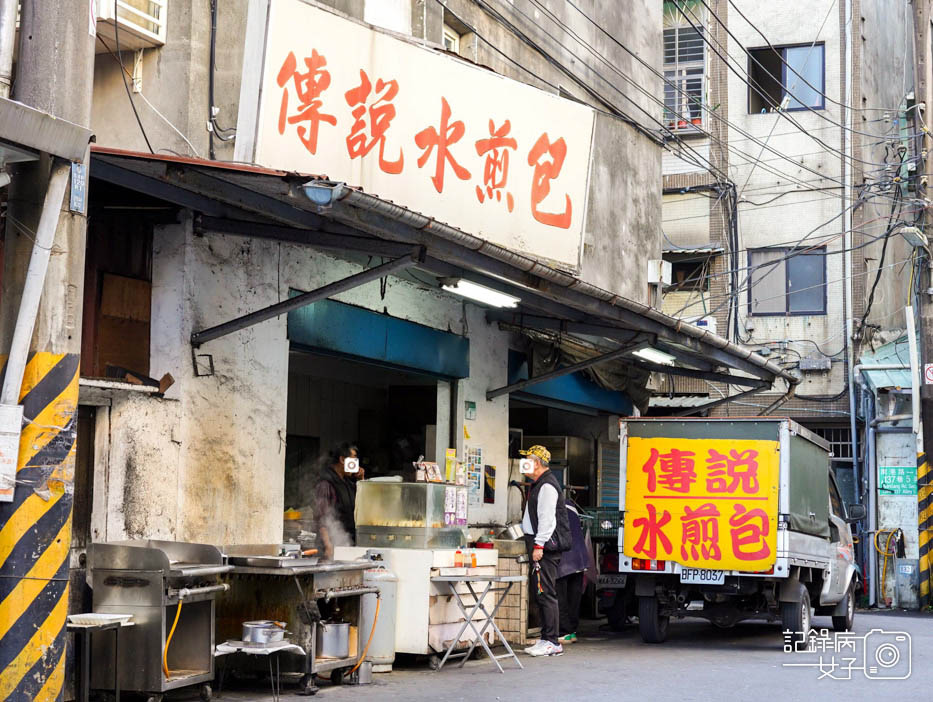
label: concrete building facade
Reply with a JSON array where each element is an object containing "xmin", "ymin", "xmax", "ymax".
[
  {"xmin": 659, "ymin": 0, "xmax": 917, "ymax": 451},
  {"xmin": 78, "ymin": 0, "xmax": 669, "ymax": 548}
]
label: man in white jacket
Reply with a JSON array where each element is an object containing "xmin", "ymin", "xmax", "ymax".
[{"xmin": 520, "ymin": 445, "xmax": 571, "ymax": 657}]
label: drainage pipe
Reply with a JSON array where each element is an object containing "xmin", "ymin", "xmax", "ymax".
[{"xmin": 0, "ymin": 161, "xmax": 71, "ymax": 406}]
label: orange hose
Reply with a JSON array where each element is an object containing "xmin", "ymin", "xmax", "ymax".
[
  {"xmin": 349, "ymin": 596, "xmax": 380, "ymax": 675},
  {"xmin": 163, "ymin": 597, "xmax": 183, "ymax": 679}
]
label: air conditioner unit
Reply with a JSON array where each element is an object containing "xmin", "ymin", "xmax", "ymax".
[
  {"xmin": 687, "ymin": 316, "xmax": 717, "ymax": 336},
  {"xmin": 95, "ymin": 0, "xmax": 167, "ymax": 53}
]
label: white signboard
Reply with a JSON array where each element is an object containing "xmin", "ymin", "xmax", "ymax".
[
  {"xmin": 924, "ymin": 363, "xmax": 933, "ymax": 385},
  {"xmin": 237, "ymin": 0, "xmax": 596, "ymax": 269}
]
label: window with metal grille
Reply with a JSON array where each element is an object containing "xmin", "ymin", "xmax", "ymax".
[
  {"xmin": 813, "ymin": 426, "xmax": 853, "ymax": 460},
  {"xmin": 663, "ymin": 25, "xmax": 705, "ymax": 130}
]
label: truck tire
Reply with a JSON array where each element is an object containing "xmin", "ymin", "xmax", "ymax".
[
  {"xmin": 637, "ymin": 595, "xmax": 669, "ymax": 644},
  {"xmin": 781, "ymin": 583, "xmax": 811, "ymax": 646},
  {"xmin": 832, "ymin": 582, "xmax": 855, "ymax": 632}
]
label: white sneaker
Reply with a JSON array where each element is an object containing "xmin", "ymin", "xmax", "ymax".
[
  {"xmin": 524, "ymin": 640, "xmax": 550, "ymax": 656},
  {"xmin": 525, "ymin": 640, "xmax": 563, "ymax": 657}
]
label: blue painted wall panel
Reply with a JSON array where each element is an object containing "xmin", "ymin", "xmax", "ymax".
[
  {"xmin": 288, "ymin": 296, "xmax": 469, "ymax": 379},
  {"xmin": 508, "ymin": 350, "xmax": 632, "ymax": 415}
]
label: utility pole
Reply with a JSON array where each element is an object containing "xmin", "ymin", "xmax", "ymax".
[
  {"xmin": 0, "ymin": 1, "xmax": 95, "ymax": 698},
  {"xmin": 912, "ymin": 0, "xmax": 933, "ymax": 610}
]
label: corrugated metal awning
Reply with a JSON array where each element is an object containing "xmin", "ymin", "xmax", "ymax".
[
  {"xmin": 89, "ymin": 146, "xmax": 797, "ymax": 412},
  {"xmin": 859, "ymin": 336, "xmax": 913, "ymax": 391}
]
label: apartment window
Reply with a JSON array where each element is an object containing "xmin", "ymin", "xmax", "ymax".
[
  {"xmin": 442, "ymin": 24, "xmax": 460, "ymax": 53},
  {"xmin": 748, "ymin": 248, "xmax": 826, "ymax": 315},
  {"xmin": 664, "ymin": 254, "xmax": 711, "ymax": 292},
  {"xmin": 663, "ymin": 26, "xmax": 705, "ymax": 130},
  {"xmin": 748, "ymin": 44, "xmax": 825, "ymax": 113}
]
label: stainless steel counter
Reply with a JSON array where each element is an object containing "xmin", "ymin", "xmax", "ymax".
[{"xmin": 227, "ymin": 559, "xmax": 372, "ymax": 577}]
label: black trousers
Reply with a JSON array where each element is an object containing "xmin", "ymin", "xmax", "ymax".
[
  {"xmin": 528, "ymin": 544, "xmax": 561, "ymax": 644},
  {"xmin": 557, "ymin": 571, "xmax": 584, "ymax": 635}
]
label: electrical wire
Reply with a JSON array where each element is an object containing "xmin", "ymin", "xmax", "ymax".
[
  {"xmin": 724, "ymin": 0, "xmax": 906, "ymax": 113},
  {"xmin": 675, "ymin": 0, "xmax": 889, "ymax": 169},
  {"xmin": 114, "ymin": 0, "xmax": 153, "ymax": 154},
  {"xmin": 546, "ymin": 0, "xmax": 912, "ymax": 195},
  {"xmin": 98, "ymin": 35, "xmax": 202, "ymax": 157}
]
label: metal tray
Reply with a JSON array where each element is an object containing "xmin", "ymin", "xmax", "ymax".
[{"xmin": 226, "ymin": 555, "xmax": 320, "ymax": 568}]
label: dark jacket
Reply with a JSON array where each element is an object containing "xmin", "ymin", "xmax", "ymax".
[
  {"xmin": 316, "ymin": 467, "xmax": 357, "ymax": 537},
  {"xmin": 527, "ymin": 470, "xmax": 571, "ymax": 552},
  {"xmin": 558, "ymin": 505, "xmax": 590, "ymax": 577}
]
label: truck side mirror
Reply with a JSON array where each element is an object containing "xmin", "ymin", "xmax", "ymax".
[{"xmin": 845, "ymin": 503, "xmax": 866, "ymax": 523}]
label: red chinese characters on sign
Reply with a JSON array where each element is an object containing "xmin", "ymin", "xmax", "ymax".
[
  {"xmin": 625, "ymin": 438, "xmax": 777, "ymax": 570},
  {"xmin": 277, "ymin": 49, "xmax": 337, "ymax": 155},
  {"xmin": 680, "ymin": 503, "xmax": 721, "ymax": 561},
  {"xmin": 415, "ymin": 97, "xmax": 471, "ymax": 193},
  {"xmin": 729, "ymin": 504, "xmax": 771, "ymax": 561},
  {"xmin": 344, "ymin": 69, "xmax": 404, "ymax": 174},
  {"xmin": 705, "ymin": 449, "xmax": 760, "ymax": 494},
  {"xmin": 475, "ymin": 120, "xmax": 517, "ymax": 211},
  {"xmin": 527, "ymin": 133, "xmax": 572, "ymax": 229},
  {"xmin": 642, "ymin": 448, "xmax": 697, "ymax": 493},
  {"xmin": 632, "ymin": 504, "xmax": 673, "ymax": 559}
]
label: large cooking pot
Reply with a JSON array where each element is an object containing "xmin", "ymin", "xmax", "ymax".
[
  {"xmin": 242, "ymin": 620, "xmax": 287, "ymax": 644},
  {"xmin": 316, "ymin": 621, "xmax": 350, "ymax": 658},
  {"xmin": 500, "ymin": 522, "xmax": 524, "ymax": 540}
]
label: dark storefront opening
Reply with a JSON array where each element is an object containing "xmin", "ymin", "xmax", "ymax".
[{"xmin": 284, "ymin": 351, "xmax": 438, "ymax": 514}]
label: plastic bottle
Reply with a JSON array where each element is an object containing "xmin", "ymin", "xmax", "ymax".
[
  {"xmin": 454, "ymin": 549, "xmax": 464, "ymax": 567},
  {"xmin": 470, "ymin": 550, "xmax": 477, "ymax": 568}
]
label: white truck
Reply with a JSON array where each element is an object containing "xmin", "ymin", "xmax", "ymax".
[{"xmin": 615, "ymin": 418, "xmax": 864, "ymax": 644}]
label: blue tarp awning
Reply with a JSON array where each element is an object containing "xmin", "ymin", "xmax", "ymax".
[{"xmin": 859, "ymin": 335, "xmax": 913, "ymax": 391}]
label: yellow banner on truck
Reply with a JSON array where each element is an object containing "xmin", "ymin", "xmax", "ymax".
[{"xmin": 622, "ymin": 437, "xmax": 779, "ymax": 571}]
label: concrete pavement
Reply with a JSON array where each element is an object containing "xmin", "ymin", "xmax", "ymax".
[{"xmin": 186, "ymin": 610, "xmax": 932, "ymax": 702}]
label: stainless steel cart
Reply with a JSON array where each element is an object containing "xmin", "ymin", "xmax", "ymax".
[
  {"xmin": 88, "ymin": 540, "xmax": 232, "ymax": 702},
  {"xmin": 218, "ymin": 547, "xmax": 375, "ymax": 695}
]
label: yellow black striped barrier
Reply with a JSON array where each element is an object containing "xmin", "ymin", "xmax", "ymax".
[
  {"xmin": 920, "ymin": 451, "xmax": 932, "ymax": 608},
  {"xmin": 0, "ymin": 352, "xmax": 79, "ymax": 701}
]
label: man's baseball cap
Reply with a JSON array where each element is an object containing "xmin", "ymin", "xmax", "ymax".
[{"xmin": 519, "ymin": 445, "xmax": 551, "ymax": 464}]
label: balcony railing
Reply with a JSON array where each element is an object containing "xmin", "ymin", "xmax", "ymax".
[{"xmin": 95, "ymin": 0, "xmax": 166, "ymax": 52}]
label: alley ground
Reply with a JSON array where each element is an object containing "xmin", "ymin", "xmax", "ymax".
[{"xmin": 173, "ymin": 610, "xmax": 932, "ymax": 702}]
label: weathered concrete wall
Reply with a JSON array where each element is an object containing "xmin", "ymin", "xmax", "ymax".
[
  {"xmin": 855, "ymin": 0, "xmax": 915, "ymax": 329},
  {"xmin": 876, "ymin": 428, "xmax": 920, "ymax": 607},
  {"xmin": 91, "ymin": 0, "xmax": 248, "ymax": 160},
  {"xmin": 582, "ymin": 112, "xmax": 661, "ymax": 302},
  {"xmin": 726, "ymin": 0, "xmax": 846, "ymax": 399},
  {"xmin": 101, "ymin": 214, "xmax": 517, "ymax": 545},
  {"xmin": 92, "ymin": 0, "xmax": 661, "ymax": 302}
]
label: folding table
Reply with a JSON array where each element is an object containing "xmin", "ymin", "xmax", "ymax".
[
  {"xmin": 430, "ymin": 574, "xmax": 525, "ymax": 673},
  {"xmin": 215, "ymin": 641, "xmax": 306, "ymax": 701}
]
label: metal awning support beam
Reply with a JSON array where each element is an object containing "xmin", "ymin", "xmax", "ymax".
[
  {"xmin": 190, "ymin": 251, "xmax": 423, "ymax": 347},
  {"xmin": 654, "ymin": 342, "xmax": 715, "ymax": 372},
  {"xmin": 485, "ymin": 310, "xmax": 650, "ymax": 344},
  {"xmin": 486, "ymin": 344, "xmax": 638, "ymax": 401},
  {"xmin": 92, "ymin": 158, "xmax": 255, "ymax": 219},
  {"xmin": 196, "ymin": 215, "xmax": 418, "ymax": 258},
  {"xmin": 630, "ymin": 361, "xmax": 767, "ymax": 389}
]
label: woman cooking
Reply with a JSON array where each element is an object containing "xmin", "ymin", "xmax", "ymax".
[{"xmin": 313, "ymin": 443, "xmax": 363, "ymax": 560}]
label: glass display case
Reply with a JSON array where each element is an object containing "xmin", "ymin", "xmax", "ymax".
[{"xmin": 355, "ymin": 481, "xmax": 467, "ymax": 549}]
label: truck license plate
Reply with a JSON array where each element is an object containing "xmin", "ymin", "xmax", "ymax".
[
  {"xmin": 597, "ymin": 573, "xmax": 627, "ymax": 588},
  {"xmin": 680, "ymin": 568, "xmax": 725, "ymax": 585}
]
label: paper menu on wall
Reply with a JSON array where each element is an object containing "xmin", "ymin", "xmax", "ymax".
[
  {"xmin": 456, "ymin": 487, "xmax": 468, "ymax": 525},
  {"xmin": 465, "ymin": 445, "xmax": 483, "ymax": 506},
  {"xmin": 444, "ymin": 485, "xmax": 457, "ymax": 525}
]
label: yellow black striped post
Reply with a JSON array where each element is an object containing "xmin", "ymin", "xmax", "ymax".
[
  {"xmin": 0, "ymin": 352, "xmax": 79, "ymax": 701},
  {"xmin": 920, "ymin": 451, "xmax": 933, "ymax": 608}
]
